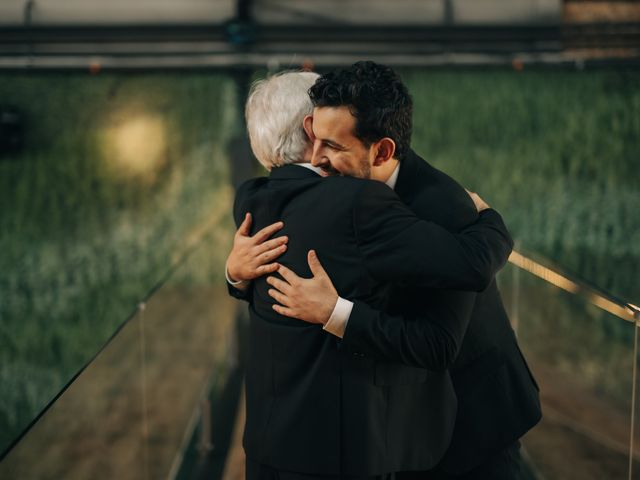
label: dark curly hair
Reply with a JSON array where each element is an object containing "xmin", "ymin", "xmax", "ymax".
[{"xmin": 308, "ymin": 61, "xmax": 412, "ymax": 161}]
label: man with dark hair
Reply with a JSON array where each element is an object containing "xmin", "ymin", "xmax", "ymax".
[
  {"xmin": 262, "ymin": 61, "xmax": 542, "ymax": 479},
  {"xmin": 308, "ymin": 61, "xmax": 413, "ymax": 163}
]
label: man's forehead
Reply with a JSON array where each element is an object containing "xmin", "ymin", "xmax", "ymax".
[{"xmin": 312, "ymin": 106, "xmax": 356, "ymax": 135}]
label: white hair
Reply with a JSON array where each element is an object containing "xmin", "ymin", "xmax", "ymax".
[{"xmin": 245, "ymin": 70, "xmax": 319, "ymax": 170}]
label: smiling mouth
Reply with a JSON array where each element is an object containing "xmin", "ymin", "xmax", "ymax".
[{"xmin": 319, "ymin": 166, "xmax": 340, "ymax": 177}]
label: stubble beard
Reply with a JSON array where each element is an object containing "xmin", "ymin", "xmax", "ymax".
[{"xmin": 358, "ymin": 158, "xmax": 371, "ymax": 179}]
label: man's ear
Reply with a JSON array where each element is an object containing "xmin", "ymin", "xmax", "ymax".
[
  {"xmin": 372, "ymin": 137, "xmax": 396, "ymax": 166},
  {"xmin": 303, "ymin": 115, "xmax": 315, "ymax": 142}
]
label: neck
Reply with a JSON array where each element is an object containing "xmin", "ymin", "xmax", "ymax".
[{"xmin": 371, "ymin": 157, "xmax": 399, "ymax": 183}]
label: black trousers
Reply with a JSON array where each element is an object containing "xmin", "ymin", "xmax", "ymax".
[
  {"xmin": 396, "ymin": 442, "xmax": 523, "ymax": 480},
  {"xmin": 246, "ymin": 458, "xmax": 395, "ymax": 480}
]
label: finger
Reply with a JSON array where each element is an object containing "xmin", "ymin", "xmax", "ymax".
[
  {"xmin": 266, "ymin": 275, "xmax": 293, "ymax": 295},
  {"xmin": 257, "ymin": 263, "xmax": 280, "ymax": 275},
  {"xmin": 236, "ymin": 212, "xmax": 252, "ymax": 237},
  {"xmin": 268, "ymin": 288, "xmax": 293, "ymax": 307},
  {"xmin": 257, "ymin": 244, "xmax": 287, "ymax": 264},
  {"xmin": 307, "ymin": 250, "xmax": 327, "ymax": 278},
  {"xmin": 272, "ymin": 304, "xmax": 300, "ymax": 320},
  {"xmin": 253, "ymin": 221, "xmax": 285, "ymax": 243},
  {"xmin": 256, "ymin": 236, "xmax": 289, "ymax": 255},
  {"xmin": 277, "ymin": 264, "xmax": 301, "ymax": 285},
  {"xmin": 256, "ymin": 262, "xmax": 280, "ymax": 277}
]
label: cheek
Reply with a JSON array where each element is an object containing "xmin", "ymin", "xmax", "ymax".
[
  {"xmin": 330, "ymin": 154, "xmax": 353, "ymax": 173},
  {"xmin": 331, "ymin": 153, "xmax": 346, "ymax": 165}
]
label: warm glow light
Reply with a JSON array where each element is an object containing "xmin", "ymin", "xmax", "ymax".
[{"xmin": 102, "ymin": 114, "xmax": 167, "ymax": 180}]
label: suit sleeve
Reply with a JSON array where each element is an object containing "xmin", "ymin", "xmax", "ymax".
[
  {"xmin": 353, "ymin": 180, "xmax": 513, "ymax": 291},
  {"xmin": 226, "ymin": 181, "xmax": 253, "ymax": 302},
  {"xmin": 341, "ymin": 290, "xmax": 476, "ymax": 370},
  {"xmin": 227, "ymin": 281, "xmax": 252, "ymax": 301}
]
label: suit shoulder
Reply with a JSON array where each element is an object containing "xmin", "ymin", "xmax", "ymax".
[
  {"xmin": 322, "ymin": 175, "xmax": 391, "ymax": 197},
  {"xmin": 236, "ymin": 176, "xmax": 268, "ymax": 196},
  {"xmin": 329, "ymin": 176, "xmax": 402, "ymax": 207},
  {"xmin": 233, "ymin": 176, "xmax": 269, "ymax": 225},
  {"xmin": 431, "ymin": 168, "xmax": 476, "ymax": 214},
  {"xmin": 415, "ymin": 160, "xmax": 466, "ymax": 200},
  {"xmin": 410, "ymin": 158, "xmax": 478, "ymax": 228}
]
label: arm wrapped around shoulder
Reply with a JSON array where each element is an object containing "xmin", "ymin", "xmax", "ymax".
[{"xmin": 353, "ymin": 180, "xmax": 513, "ymax": 292}]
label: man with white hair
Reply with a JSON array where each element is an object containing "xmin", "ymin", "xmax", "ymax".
[
  {"xmin": 244, "ymin": 71, "xmax": 319, "ymax": 170},
  {"xmin": 226, "ymin": 70, "xmax": 514, "ymax": 480}
]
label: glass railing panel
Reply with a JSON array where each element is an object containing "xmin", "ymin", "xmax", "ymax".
[
  {"xmin": 0, "ymin": 228, "xmax": 238, "ymax": 479},
  {"xmin": 0, "ymin": 310, "xmax": 147, "ymax": 480},
  {"xmin": 498, "ymin": 259, "xmax": 639, "ymax": 479},
  {"xmin": 136, "ymin": 244, "xmax": 237, "ymax": 480}
]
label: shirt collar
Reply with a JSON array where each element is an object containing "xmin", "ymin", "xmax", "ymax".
[
  {"xmin": 385, "ymin": 162, "xmax": 400, "ymax": 190},
  {"xmin": 292, "ymin": 161, "xmax": 400, "ymax": 190},
  {"xmin": 293, "ymin": 162, "xmax": 323, "ymax": 175}
]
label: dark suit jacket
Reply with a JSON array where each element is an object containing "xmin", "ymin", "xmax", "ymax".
[
  {"xmin": 342, "ymin": 151, "xmax": 541, "ymax": 474},
  {"xmin": 232, "ymin": 164, "xmax": 514, "ymax": 476}
]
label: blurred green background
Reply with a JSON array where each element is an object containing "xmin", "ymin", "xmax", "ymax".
[
  {"xmin": 0, "ymin": 68, "xmax": 639, "ymax": 453},
  {"xmin": 0, "ymin": 73, "xmax": 238, "ymax": 453},
  {"xmin": 403, "ymin": 70, "xmax": 640, "ymax": 302}
]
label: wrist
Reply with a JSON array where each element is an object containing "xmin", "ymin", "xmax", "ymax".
[
  {"xmin": 225, "ymin": 260, "xmax": 244, "ymax": 285},
  {"xmin": 322, "ymin": 294, "xmax": 339, "ymax": 325}
]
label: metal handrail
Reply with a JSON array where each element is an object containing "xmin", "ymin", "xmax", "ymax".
[{"xmin": 509, "ymin": 248, "xmax": 639, "ymax": 323}]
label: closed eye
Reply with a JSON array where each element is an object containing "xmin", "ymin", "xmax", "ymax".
[{"xmin": 323, "ymin": 140, "xmax": 344, "ymax": 151}]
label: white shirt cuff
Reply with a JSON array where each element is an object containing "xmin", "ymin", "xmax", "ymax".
[
  {"xmin": 323, "ymin": 297, "xmax": 353, "ymax": 338},
  {"xmin": 225, "ymin": 261, "xmax": 249, "ymax": 288}
]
